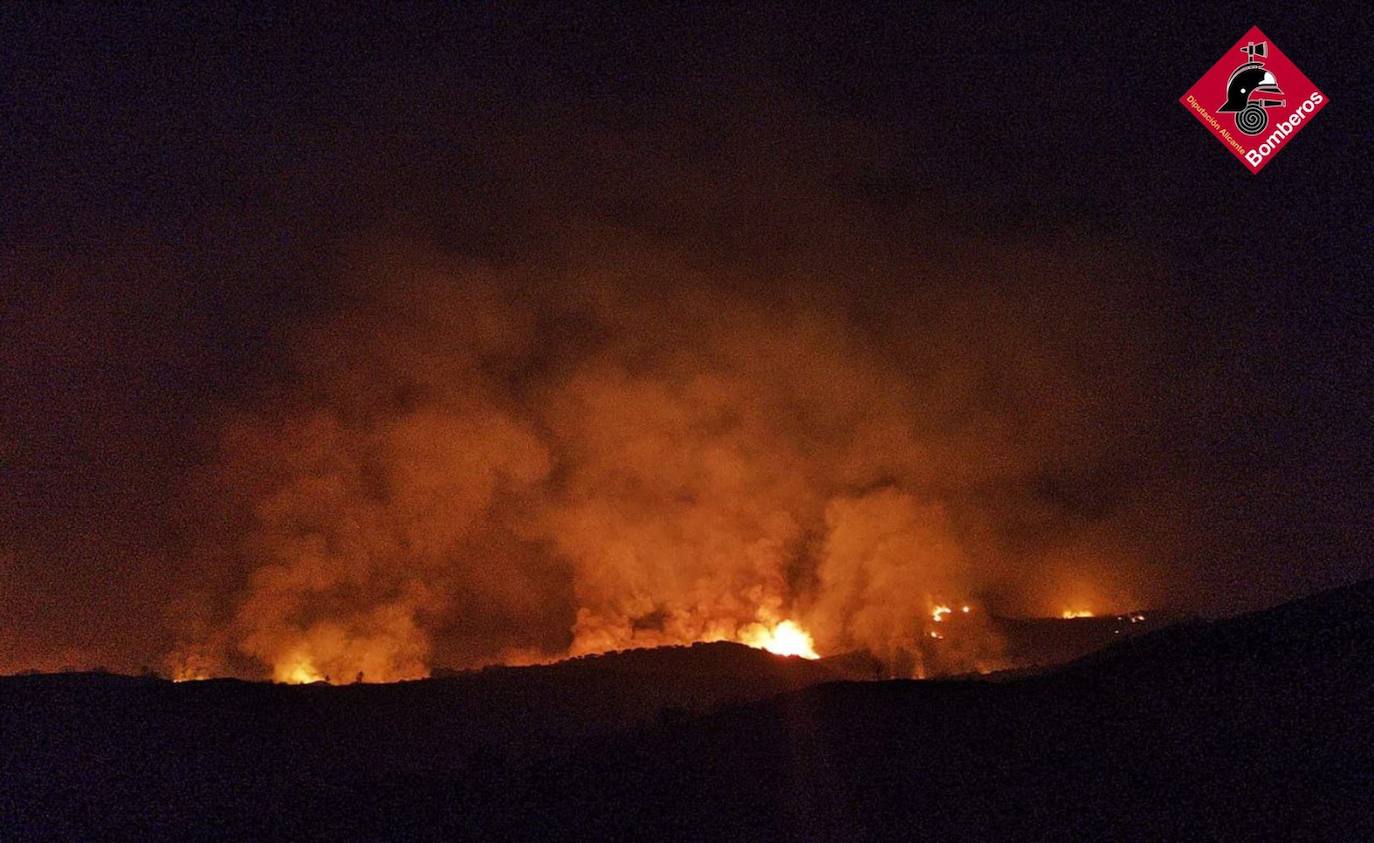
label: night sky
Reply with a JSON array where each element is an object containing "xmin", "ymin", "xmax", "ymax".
[{"xmin": 2, "ymin": 4, "xmax": 1370, "ymax": 677}]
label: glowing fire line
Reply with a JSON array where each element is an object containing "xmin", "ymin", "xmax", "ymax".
[{"xmin": 739, "ymin": 620, "xmax": 820, "ymax": 659}]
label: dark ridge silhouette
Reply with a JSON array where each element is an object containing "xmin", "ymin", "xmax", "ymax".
[
  {"xmin": 814, "ymin": 609, "xmax": 1192, "ymax": 680},
  {"xmin": 992, "ymin": 609, "xmax": 1193, "ymax": 671},
  {"xmin": 3, "ymin": 581, "xmax": 1372, "ymax": 840}
]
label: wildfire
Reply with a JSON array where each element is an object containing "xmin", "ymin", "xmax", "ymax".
[
  {"xmin": 933, "ymin": 603, "xmax": 974, "ymax": 623},
  {"xmin": 739, "ymin": 620, "xmax": 820, "ymax": 659},
  {"xmin": 1061, "ymin": 609, "xmax": 1095, "ymax": 619},
  {"xmin": 276, "ymin": 656, "xmax": 326, "ymax": 684},
  {"xmin": 167, "ymin": 648, "xmax": 214, "ymax": 683},
  {"xmin": 926, "ymin": 602, "xmax": 976, "ymax": 643}
]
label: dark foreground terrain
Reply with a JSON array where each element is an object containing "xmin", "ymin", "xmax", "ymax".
[{"xmin": 4, "ymin": 581, "xmax": 1373, "ymax": 841}]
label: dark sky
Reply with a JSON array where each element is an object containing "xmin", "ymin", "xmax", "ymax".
[{"xmin": 2, "ymin": 4, "xmax": 1370, "ymax": 675}]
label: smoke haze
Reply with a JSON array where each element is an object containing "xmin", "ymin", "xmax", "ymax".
[
  {"xmin": 5, "ymin": 5, "xmax": 1368, "ymax": 680},
  {"xmin": 166, "ymin": 167, "xmax": 1182, "ymax": 679}
]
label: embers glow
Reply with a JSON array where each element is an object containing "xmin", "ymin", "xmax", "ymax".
[
  {"xmin": 931, "ymin": 605, "xmax": 953, "ymax": 623},
  {"xmin": 276, "ymin": 655, "xmax": 326, "ymax": 684},
  {"xmin": 167, "ymin": 650, "xmax": 214, "ymax": 683},
  {"xmin": 739, "ymin": 620, "xmax": 820, "ymax": 659}
]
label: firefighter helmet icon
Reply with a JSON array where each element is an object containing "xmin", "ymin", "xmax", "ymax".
[{"xmin": 1217, "ymin": 41, "xmax": 1285, "ymax": 135}]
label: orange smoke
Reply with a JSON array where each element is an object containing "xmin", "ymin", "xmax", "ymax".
[{"xmin": 164, "ymin": 231, "xmax": 1163, "ymax": 682}]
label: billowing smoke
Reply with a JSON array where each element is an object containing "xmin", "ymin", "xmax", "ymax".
[
  {"xmin": 169, "ymin": 210, "xmax": 1176, "ymax": 681},
  {"xmin": 8, "ymin": 10, "xmax": 1363, "ymax": 686}
]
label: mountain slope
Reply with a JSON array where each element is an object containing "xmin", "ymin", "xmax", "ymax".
[
  {"xmin": 2, "ymin": 580, "xmax": 1372, "ymax": 840},
  {"xmin": 0, "ymin": 642, "xmax": 838, "ymax": 840},
  {"xmin": 527, "ymin": 578, "xmax": 1374, "ymax": 840}
]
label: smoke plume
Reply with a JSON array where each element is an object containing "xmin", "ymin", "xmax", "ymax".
[{"xmin": 170, "ymin": 200, "xmax": 1177, "ymax": 680}]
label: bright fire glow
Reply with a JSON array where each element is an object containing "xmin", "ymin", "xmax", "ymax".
[
  {"xmin": 739, "ymin": 620, "xmax": 820, "ymax": 659},
  {"xmin": 931, "ymin": 605, "xmax": 953, "ymax": 623},
  {"xmin": 276, "ymin": 656, "xmax": 325, "ymax": 684},
  {"xmin": 1061, "ymin": 609, "xmax": 1095, "ymax": 619},
  {"xmin": 167, "ymin": 650, "xmax": 213, "ymax": 683}
]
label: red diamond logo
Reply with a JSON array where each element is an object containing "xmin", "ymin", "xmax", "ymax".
[{"xmin": 1180, "ymin": 26, "xmax": 1328, "ymax": 174}]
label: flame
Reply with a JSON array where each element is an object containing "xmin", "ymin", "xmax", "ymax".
[
  {"xmin": 167, "ymin": 647, "xmax": 214, "ymax": 682},
  {"xmin": 1061, "ymin": 609, "xmax": 1094, "ymax": 619},
  {"xmin": 926, "ymin": 603, "xmax": 973, "ymax": 642},
  {"xmin": 739, "ymin": 620, "xmax": 820, "ymax": 659},
  {"xmin": 275, "ymin": 654, "xmax": 326, "ymax": 684}
]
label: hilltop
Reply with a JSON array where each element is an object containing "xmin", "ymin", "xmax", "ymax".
[{"xmin": 3, "ymin": 580, "xmax": 1372, "ymax": 839}]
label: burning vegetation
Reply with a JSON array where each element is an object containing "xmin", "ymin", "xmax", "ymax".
[
  {"xmin": 739, "ymin": 620, "xmax": 820, "ymax": 660},
  {"xmin": 157, "ymin": 239, "xmax": 1168, "ymax": 684},
  {"xmin": 157, "ymin": 153, "xmax": 1171, "ymax": 683}
]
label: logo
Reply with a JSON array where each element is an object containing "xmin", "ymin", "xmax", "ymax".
[{"xmin": 1180, "ymin": 26, "xmax": 1327, "ymax": 173}]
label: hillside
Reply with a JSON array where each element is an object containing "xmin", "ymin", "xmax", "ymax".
[
  {"xmin": 528, "ymin": 578, "xmax": 1374, "ymax": 839},
  {"xmin": 0, "ymin": 642, "xmax": 838, "ymax": 839},
  {"xmin": 3, "ymin": 581, "xmax": 1372, "ymax": 840}
]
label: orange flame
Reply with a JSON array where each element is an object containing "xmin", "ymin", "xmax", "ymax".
[
  {"xmin": 738, "ymin": 619, "xmax": 820, "ymax": 659},
  {"xmin": 275, "ymin": 654, "xmax": 326, "ymax": 684}
]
